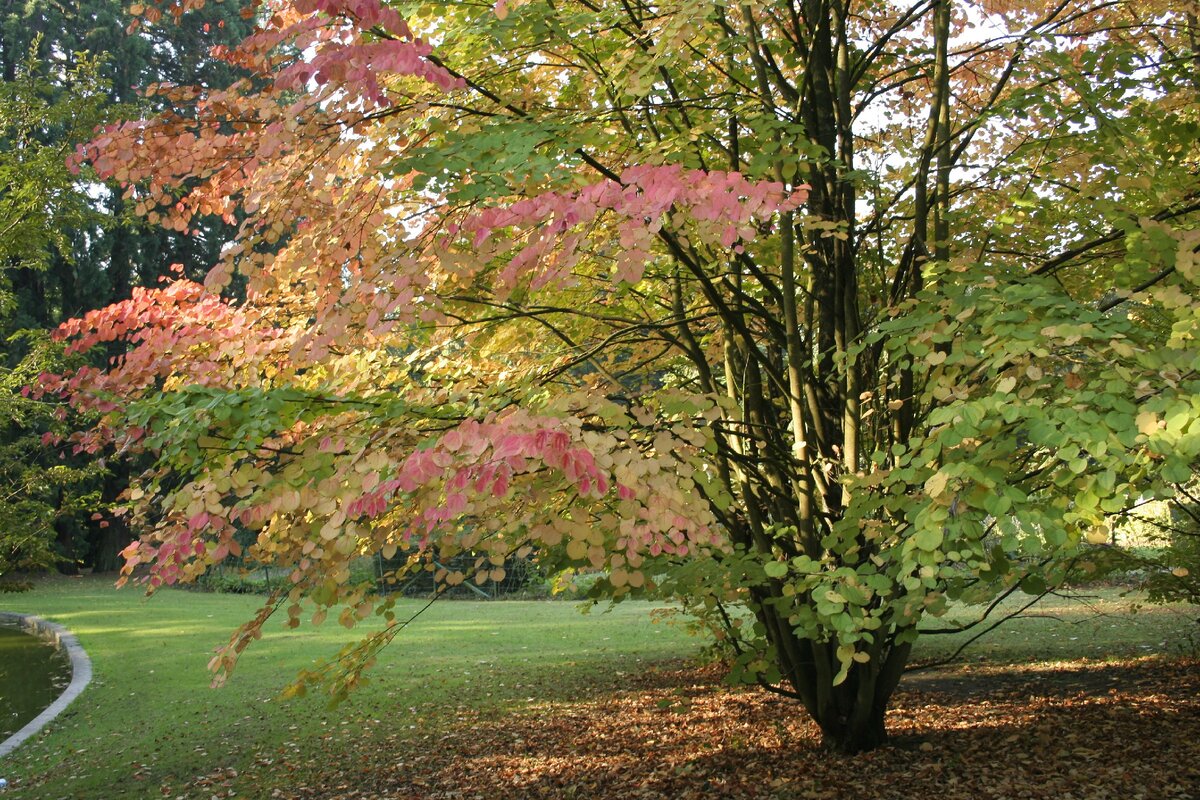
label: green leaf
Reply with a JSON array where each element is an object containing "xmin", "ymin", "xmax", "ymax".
[
  {"xmin": 1019, "ymin": 574, "xmax": 1048, "ymax": 595},
  {"xmin": 912, "ymin": 527, "xmax": 944, "ymax": 551},
  {"xmin": 763, "ymin": 561, "xmax": 788, "ymax": 579}
]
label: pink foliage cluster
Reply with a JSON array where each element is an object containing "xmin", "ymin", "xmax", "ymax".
[
  {"xmin": 278, "ymin": 0, "xmax": 462, "ymax": 104},
  {"xmin": 346, "ymin": 412, "xmax": 610, "ymax": 541},
  {"xmin": 276, "ymin": 38, "xmax": 462, "ymax": 103},
  {"xmin": 41, "ymin": 279, "xmax": 287, "ymax": 452},
  {"xmin": 122, "ymin": 518, "xmax": 230, "ymax": 590},
  {"xmin": 336, "ymin": 407, "xmax": 716, "ymax": 562},
  {"xmin": 293, "ymin": 0, "xmax": 412, "ymax": 36},
  {"xmin": 453, "ymin": 165, "xmax": 809, "ymax": 289}
]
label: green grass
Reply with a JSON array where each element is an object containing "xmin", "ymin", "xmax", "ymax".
[
  {"xmin": 912, "ymin": 588, "xmax": 1200, "ymax": 665},
  {"xmin": 3, "ymin": 576, "xmax": 698, "ymax": 798},
  {"xmin": 2, "ymin": 576, "xmax": 1196, "ymax": 799}
]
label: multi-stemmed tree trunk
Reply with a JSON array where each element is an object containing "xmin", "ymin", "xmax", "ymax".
[{"xmin": 52, "ymin": 0, "xmax": 1200, "ymax": 754}]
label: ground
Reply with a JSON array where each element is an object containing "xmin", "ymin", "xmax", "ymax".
[
  {"xmin": 199, "ymin": 657, "xmax": 1199, "ymax": 800},
  {"xmin": 7, "ymin": 582, "xmax": 1198, "ymax": 799}
]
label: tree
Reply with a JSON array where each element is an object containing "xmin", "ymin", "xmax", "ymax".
[
  {"xmin": 0, "ymin": 330, "xmax": 106, "ymax": 589},
  {"xmin": 0, "ymin": 48, "xmax": 113, "ymax": 586},
  {"xmin": 0, "ymin": 45, "xmax": 108, "ymax": 323},
  {"xmin": 2, "ymin": 0, "xmax": 256, "ymax": 571},
  {"xmin": 48, "ymin": 0, "xmax": 1200, "ymax": 752}
]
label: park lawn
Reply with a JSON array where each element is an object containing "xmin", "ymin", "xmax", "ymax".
[
  {"xmin": 3, "ymin": 576, "xmax": 698, "ymax": 798},
  {"xmin": 914, "ymin": 587, "xmax": 1200, "ymax": 666},
  {"xmin": 3, "ymin": 576, "xmax": 1197, "ymax": 799}
]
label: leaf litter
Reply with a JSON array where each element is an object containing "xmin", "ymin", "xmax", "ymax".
[{"xmin": 244, "ymin": 656, "xmax": 1199, "ymax": 800}]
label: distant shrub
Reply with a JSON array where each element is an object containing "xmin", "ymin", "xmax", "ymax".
[{"xmin": 195, "ymin": 567, "xmax": 278, "ymax": 595}]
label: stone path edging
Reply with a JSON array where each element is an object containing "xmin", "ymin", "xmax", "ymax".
[{"xmin": 0, "ymin": 612, "xmax": 92, "ymax": 758}]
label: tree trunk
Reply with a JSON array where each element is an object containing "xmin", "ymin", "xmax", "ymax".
[
  {"xmin": 107, "ymin": 197, "xmax": 133, "ymax": 303},
  {"xmin": 783, "ymin": 638, "xmax": 914, "ymax": 753},
  {"xmin": 88, "ymin": 466, "xmax": 134, "ymax": 572},
  {"xmin": 817, "ymin": 702, "xmax": 888, "ymax": 754}
]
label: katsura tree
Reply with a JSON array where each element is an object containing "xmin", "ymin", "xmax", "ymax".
[{"xmin": 44, "ymin": 0, "xmax": 1200, "ymax": 752}]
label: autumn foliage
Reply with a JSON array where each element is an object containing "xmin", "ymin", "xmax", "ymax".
[{"xmin": 44, "ymin": 0, "xmax": 1200, "ymax": 752}]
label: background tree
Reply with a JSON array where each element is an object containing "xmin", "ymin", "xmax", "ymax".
[
  {"xmin": 54, "ymin": 0, "xmax": 1200, "ymax": 752},
  {"xmin": 0, "ymin": 49, "xmax": 111, "ymax": 585},
  {"xmin": 1, "ymin": 0, "xmax": 254, "ymax": 570},
  {"xmin": 1, "ymin": 0, "xmax": 254, "ymax": 306}
]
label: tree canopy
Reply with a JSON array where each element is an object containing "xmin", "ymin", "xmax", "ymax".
[{"xmin": 46, "ymin": 0, "xmax": 1200, "ymax": 751}]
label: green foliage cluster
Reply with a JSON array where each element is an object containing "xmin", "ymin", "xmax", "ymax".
[
  {"xmin": 0, "ymin": 51, "xmax": 111, "ymax": 587},
  {"xmin": 0, "ymin": 330, "xmax": 106, "ymax": 587}
]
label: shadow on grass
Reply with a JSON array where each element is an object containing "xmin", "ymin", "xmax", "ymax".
[{"xmin": 899, "ymin": 656, "xmax": 1192, "ymax": 699}]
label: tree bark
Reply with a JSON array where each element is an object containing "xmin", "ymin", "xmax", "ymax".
[{"xmin": 808, "ymin": 642, "xmax": 913, "ymax": 753}]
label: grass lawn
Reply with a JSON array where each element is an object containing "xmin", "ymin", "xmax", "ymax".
[
  {"xmin": 914, "ymin": 588, "xmax": 1200, "ymax": 665},
  {"xmin": 2, "ymin": 576, "xmax": 1197, "ymax": 799},
  {"xmin": 3, "ymin": 576, "xmax": 698, "ymax": 798}
]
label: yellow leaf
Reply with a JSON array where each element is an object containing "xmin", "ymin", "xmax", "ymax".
[
  {"xmin": 996, "ymin": 376, "xmax": 1017, "ymax": 394},
  {"xmin": 1172, "ymin": 228, "xmax": 1200, "ymax": 282},
  {"xmin": 1172, "ymin": 567, "xmax": 1190, "ymax": 578},
  {"xmin": 1136, "ymin": 412, "xmax": 1159, "ymax": 435},
  {"xmin": 1111, "ymin": 339, "xmax": 1135, "ymax": 358},
  {"xmin": 924, "ymin": 470, "xmax": 950, "ymax": 498},
  {"xmin": 280, "ymin": 490, "xmax": 301, "ymax": 513}
]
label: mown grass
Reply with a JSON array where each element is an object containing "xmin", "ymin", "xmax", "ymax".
[
  {"xmin": 3, "ymin": 576, "xmax": 697, "ymax": 798},
  {"xmin": 915, "ymin": 588, "xmax": 1200, "ymax": 665},
  {"xmin": 2, "ymin": 576, "xmax": 1196, "ymax": 799}
]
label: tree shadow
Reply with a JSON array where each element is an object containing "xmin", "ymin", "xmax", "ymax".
[{"xmin": 898, "ymin": 655, "xmax": 1184, "ymax": 700}]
